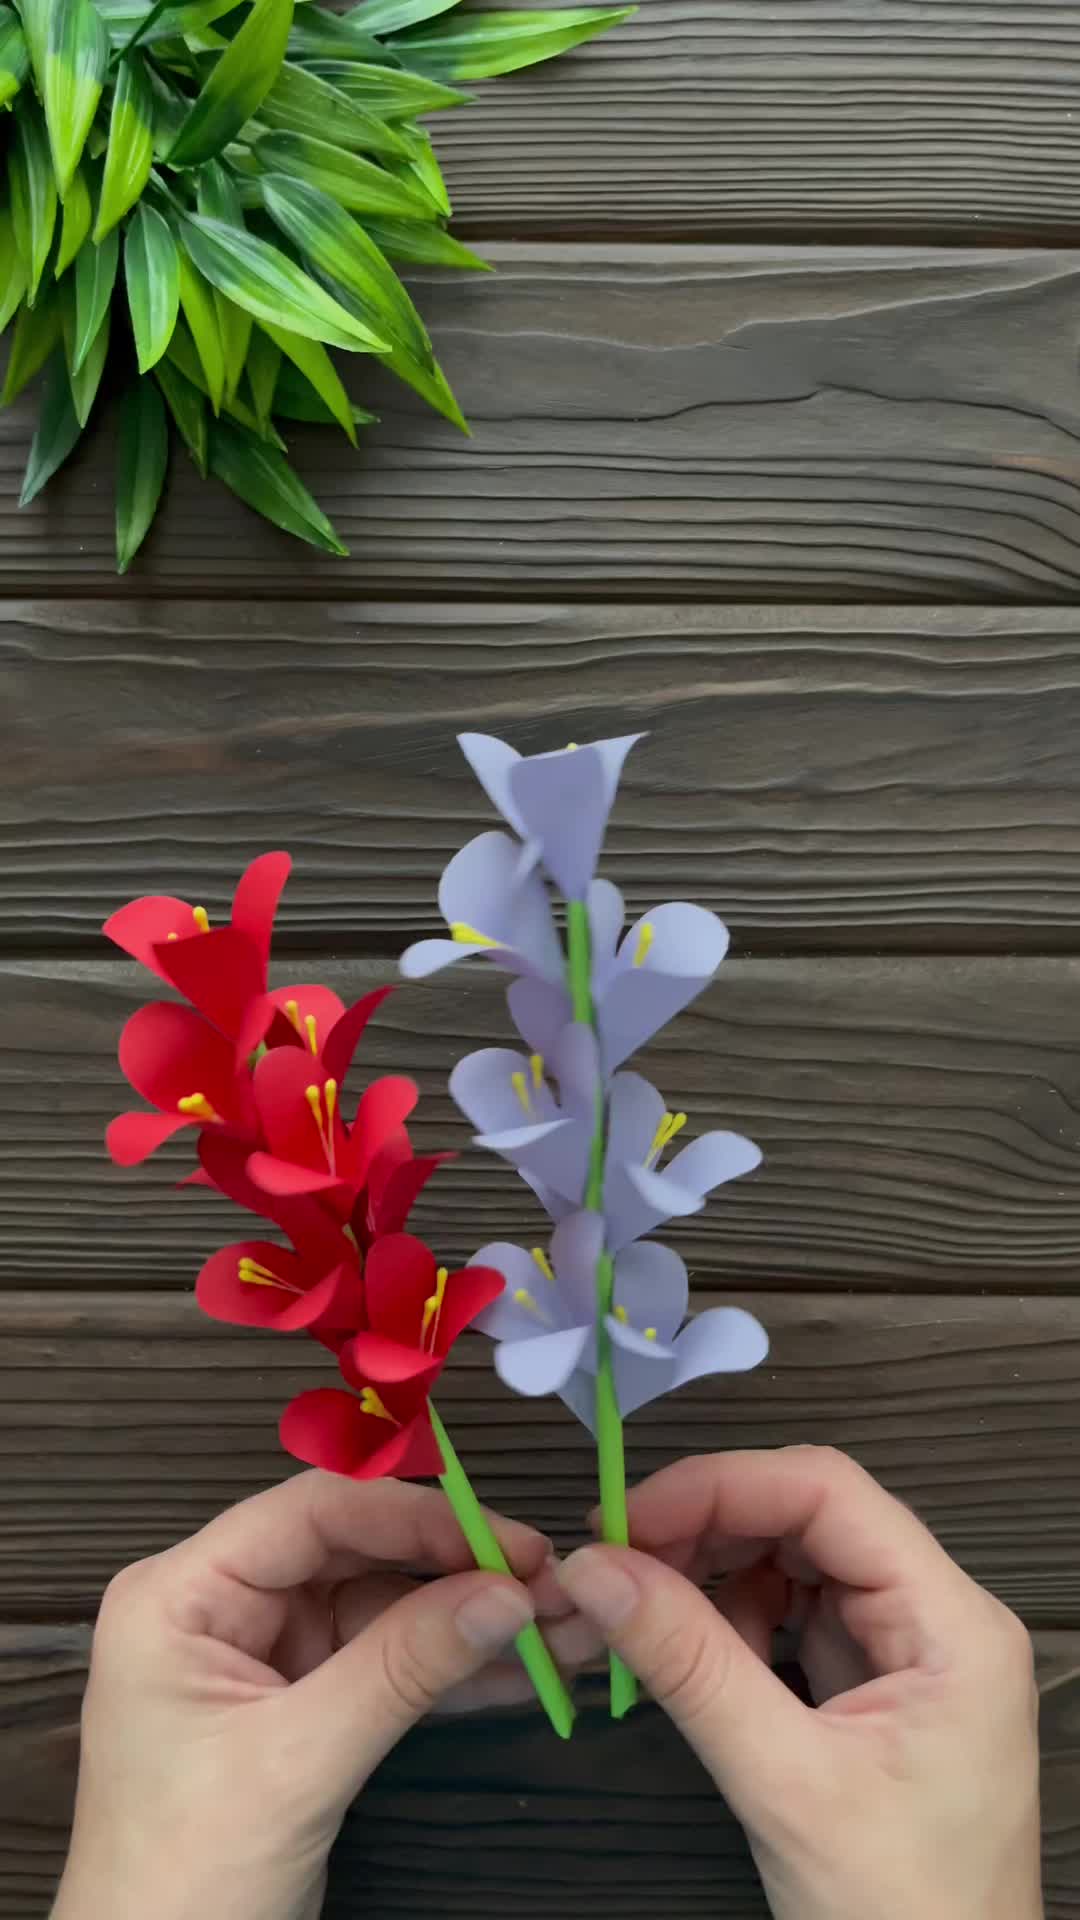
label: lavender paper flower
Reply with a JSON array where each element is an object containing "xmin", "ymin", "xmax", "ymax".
[
  {"xmin": 602, "ymin": 1069, "xmax": 761, "ymax": 1252},
  {"xmin": 400, "ymin": 830, "xmax": 563, "ymax": 983},
  {"xmin": 460, "ymin": 732, "xmax": 643, "ymax": 901},
  {"xmin": 448, "ymin": 1024, "xmax": 598, "ymax": 1216}
]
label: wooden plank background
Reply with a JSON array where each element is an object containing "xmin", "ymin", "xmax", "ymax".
[{"xmin": 4, "ymin": 2, "xmax": 1080, "ymax": 1915}]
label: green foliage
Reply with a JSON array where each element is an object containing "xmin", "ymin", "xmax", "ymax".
[{"xmin": 0, "ymin": 0, "xmax": 633, "ymax": 569}]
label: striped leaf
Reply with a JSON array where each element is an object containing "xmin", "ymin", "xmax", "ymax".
[
  {"xmin": 176, "ymin": 242, "xmax": 226, "ymax": 412},
  {"xmin": 303, "ymin": 61, "xmax": 466, "ymax": 121},
  {"xmin": 257, "ymin": 319, "xmax": 356, "ymax": 444},
  {"xmin": 10, "ymin": 104, "xmax": 58, "ymax": 302},
  {"xmin": 94, "ymin": 52, "xmax": 154, "ymax": 241},
  {"xmin": 261, "ymin": 173, "xmax": 430, "ymax": 366},
  {"xmin": 2, "ymin": 282, "xmax": 61, "ymax": 402},
  {"xmin": 16, "ymin": 0, "xmax": 50, "ymax": 87},
  {"xmin": 361, "ymin": 215, "xmax": 489, "ymax": 273},
  {"xmin": 62, "ymin": 275, "xmax": 110, "ymax": 424},
  {"xmin": 116, "ymin": 377, "xmax": 169, "ymax": 573},
  {"xmin": 20, "ymin": 349, "xmax": 84, "ymax": 505},
  {"xmin": 0, "ymin": 7, "xmax": 29, "ymax": 109},
  {"xmin": 72, "ymin": 226, "xmax": 119, "ymax": 374},
  {"xmin": 208, "ymin": 416, "xmax": 349, "ymax": 557},
  {"xmin": 42, "ymin": 0, "xmax": 110, "ymax": 197},
  {"xmin": 168, "ymin": 0, "xmax": 295, "ymax": 168},
  {"xmin": 244, "ymin": 325, "xmax": 280, "ymax": 433},
  {"xmin": 195, "ymin": 159, "xmax": 244, "ymax": 227},
  {"xmin": 0, "ymin": 203, "xmax": 27, "ymax": 333},
  {"xmin": 253, "ymin": 130, "xmax": 438, "ymax": 218},
  {"xmin": 182, "ymin": 213, "xmax": 389, "ymax": 353},
  {"xmin": 387, "ymin": 123, "xmax": 450, "ymax": 216},
  {"xmin": 346, "ymin": 0, "xmax": 459, "ymax": 30},
  {"xmin": 166, "ymin": 316, "xmax": 284, "ymax": 444},
  {"xmin": 55, "ymin": 164, "xmax": 92, "ymax": 276},
  {"xmin": 215, "ymin": 295, "xmax": 253, "ymax": 403},
  {"xmin": 258, "ymin": 63, "xmax": 411, "ymax": 157},
  {"xmin": 393, "ymin": 6, "xmax": 633, "ymax": 81},
  {"xmin": 274, "ymin": 358, "xmax": 376, "ymax": 430},
  {"xmin": 286, "ymin": 11, "xmax": 388, "ymax": 59},
  {"xmin": 125, "ymin": 203, "xmax": 180, "ymax": 373},
  {"xmin": 154, "ymin": 355, "xmax": 208, "ymax": 476}
]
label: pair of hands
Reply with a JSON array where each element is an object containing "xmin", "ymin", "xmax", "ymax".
[{"xmin": 52, "ymin": 1448, "xmax": 1043, "ymax": 1920}]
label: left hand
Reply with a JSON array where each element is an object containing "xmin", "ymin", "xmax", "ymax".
[{"xmin": 51, "ymin": 1472, "xmax": 593, "ymax": 1920}]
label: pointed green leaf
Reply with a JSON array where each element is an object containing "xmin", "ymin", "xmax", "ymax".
[
  {"xmin": 362, "ymin": 215, "xmax": 489, "ymax": 273},
  {"xmin": 97, "ymin": 1, "xmax": 242, "ymax": 46},
  {"xmin": 347, "ymin": 0, "xmax": 459, "ymax": 31},
  {"xmin": 168, "ymin": 0, "xmax": 296, "ymax": 168},
  {"xmin": 303, "ymin": 60, "xmax": 466, "ymax": 120},
  {"xmin": 94, "ymin": 52, "xmax": 154, "ymax": 242},
  {"xmin": 286, "ymin": 11, "xmax": 388, "ymax": 59},
  {"xmin": 260, "ymin": 173, "xmax": 432, "ymax": 366},
  {"xmin": 244, "ymin": 325, "xmax": 280, "ymax": 433},
  {"xmin": 195, "ymin": 158, "xmax": 244, "ymax": 226},
  {"xmin": 125, "ymin": 203, "xmax": 180, "ymax": 372},
  {"xmin": 2, "ymin": 282, "xmax": 61, "ymax": 401},
  {"xmin": 55, "ymin": 164, "xmax": 92, "ymax": 276},
  {"xmin": 0, "ymin": 8, "xmax": 29, "ymax": 109},
  {"xmin": 326, "ymin": 263, "xmax": 468, "ymax": 429},
  {"xmin": 214, "ymin": 293, "xmax": 252, "ymax": 401},
  {"xmin": 0, "ymin": 205, "xmax": 27, "ymax": 332},
  {"xmin": 20, "ymin": 349, "xmax": 84, "ymax": 504},
  {"xmin": 116, "ymin": 376, "xmax": 169, "ymax": 572},
  {"xmin": 62, "ymin": 279, "xmax": 109, "ymax": 424},
  {"xmin": 16, "ymin": 0, "xmax": 49, "ymax": 87},
  {"xmin": 176, "ymin": 241, "xmax": 226, "ymax": 411},
  {"xmin": 208, "ymin": 416, "xmax": 348, "ymax": 556},
  {"xmin": 154, "ymin": 354, "xmax": 208, "ymax": 473},
  {"xmin": 42, "ymin": 0, "xmax": 109, "ymax": 197},
  {"xmin": 253, "ymin": 130, "xmax": 437, "ymax": 218},
  {"xmin": 72, "ymin": 226, "xmax": 119, "ymax": 374},
  {"xmin": 146, "ymin": 63, "xmax": 189, "ymax": 157},
  {"xmin": 10, "ymin": 105, "xmax": 58, "ymax": 302},
  {"xmin": 257, "ymin": 319, "xmax": 355, "ymax": 444},
  {"xmin": 387, "ymin": 123, "xmax": 450, "ymax": 216},
  {"xmin": 394, "ymin": 6, "xmax": 633, "ymax": 80},
  {"xmin": 182, "ymin": 212, "xmax": 389, "ymax": 353},
  {"xmin": 166, "ymin": 313, "xmax": 283, "ymax": 443},
  {"xmin": 258, "ymin": 63, "xmax": 411, "ymax": 157},
  {"xmin": 274, "ymin": 357, "xmax": 375, "ymax": 430}
]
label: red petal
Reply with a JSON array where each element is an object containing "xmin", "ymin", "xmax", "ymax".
[
  {"xmin": 118, "ymin": 1003, "xmax": 250, "ymax": 1125},
  {"xmin": 322, "ymin": 986, "xmax": 394, "ymax": 1083},
  {"xmin": 103, "ymin": 895, "xmax": 195, "ymax": 978},
  {"xmin": 196, "ymin": 1239, "xmax": 308, "ymax": 1329},
  {"xmin": 366, "ymin": 1128, "xmax": 412, "ymax": 1208},
  {"xmin": 394, "ymin": 1407, "xmax": 445, "ymax": 1479},
  {"xmin": 435, "ymin": 1265, "xmax": 506, "ymax": 1355},
  {"xmin": 261, "ymin": 984, "xmax": 347, "ymax": 1059},
  {"xmin": 155, "ymin": 925, "xmax": 265, "ymax": 1040},
  {"xmin": 372, "ymin": 1152, "xmax": 453, "ymax": 1236},
  {"xmin": 252, "ymin": 1047, "xmax": 336, "ymax": 1174},
  {"xmin": 346, "ymin": 1331, "xmax": 442, "ymax": 1385},
  {"xmin": 198, "ymin": 1135, "xmax": 353, "ymax": 1265},
  {"xmin": 286, "ymin": 1261, "xmax": 364, "ymax": 1335},
  {"xmin": 231, "ymin": 851, "xmax": 291, "ymax": 971},
  {"xmin": 344, "ymin": 1076, "xmax": 419, "ymax": 1189},
  {"xmin": 246, "ymin": 1151, "xmax": 346, "ymax": 1199},
  {"xmin": 107, "ymin": 1109, "xmax": 191, "ymax": 1166},
  {"xmin": 280, "ymin": 1388, "xmax": 413, "ymax": 1480},
  {"xmin": 363, "ymin": 1233, "xmax": 436, "ymax": 1346}
]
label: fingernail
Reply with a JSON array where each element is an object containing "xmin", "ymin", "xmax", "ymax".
[
  {"xmin": 455, "ymin": 1582, "xmax": 535, "ymax": 1653},
  {"xmin": 556, "ymin": 1548, "xmax": 639, "ymax": 1630}
]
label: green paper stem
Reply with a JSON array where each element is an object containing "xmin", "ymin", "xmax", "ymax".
[
  {"xmin": 565, "ymin": 898, "xmax": 638, "ymax": 1720},
  {"xmin": 429, "ymin": 1401, "xmax": 575, "ymax": 1741}
]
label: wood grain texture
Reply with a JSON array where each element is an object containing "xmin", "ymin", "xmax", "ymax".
[
  {"xmin": 0, "ymin": 1287, "xmax": 1077, "ymax": 1619},
  {"xmin": 7, "ymin": 247, "xmax": 1080, "ymax": 597},
  {"xmin": 9, "ymin": 952, "xmax": 1080, "ymax": 1293},
  {"xmin": 436, "ymin": 0, "xmax": 1080, "ymax": 243},
  {"xmin": 1, "ymin": 1643, "xmax": 1077, "ymax": 1920},
  {"xmin": 13, "ymin": 602, "xmax": 1080, "ymax": 949}
]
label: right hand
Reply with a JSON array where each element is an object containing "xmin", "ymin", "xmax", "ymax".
[{"xmin": 559, "ymin": 1446, "xmax": 1042, "ymax": 1920}]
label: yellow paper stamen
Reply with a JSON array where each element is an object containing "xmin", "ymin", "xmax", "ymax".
[
  {"xmin": 531, "ymin": 1246, "xmax": 555, "ymax": 1283},
  {"xmin": 566, "ymin": 742, "xmax": 579, "ymax": 750},
  {"xmin": 360, "ymin": 1387, "xmax": 397, "ymax": 1424},
  {"xmin": 645, "ymin": 1110, "xmax": 687, "ymax": 1167},
  {"xmin": 177, "ymin": 1092, "xmax": 221, "ymax": 1123},
  {"xmin": 237, "ymin": 1256, "xmax": 292, "ymax": 1292},
  {"xmin": 421, "ymin": 1265, "xmax": 450, "ymax": 1348},
  {"xmin": 513, "ymin": 1287, "xmax": 545, "ymax": 1319},
  {"xmin": 304, "ymin": 1013, "xmax": 318, "ymax": 1055},
  {"xmin": 325, "ymin": 1077, "xmax": 338, "ymax": 1125},
  {"xmin": 511, "ymin": 1070, "xmax": 532, "ymax": 1116},
  {"xmin": 166, "ymin": 931, "xmax": 179, "ymax": 942},
  {"xmin": 644, "ymin": 1327, "xmax": 658, "ymax": 1342},
  {"xmin": 450, "ymin": 922, "xmax": 501, "ymax": 949},
  {"xmin": 284, "ymin": 999, "xmax": 302, "ymax": 1034},
  {"xmin": 192, "ymin": 905, "xmax": 210, "ymax": 933},
  {"xmin": 633, "ymin": 921, "xmax": 655, "ymax": 968},
  {"xmin": 305, "ymin": 1082, "xmax": 337, "ymax": 1172},
  {"xmin": 530, "ymin": 1052, "xmax": 545, "ymax": 1090},
  {"xmin": 613, "ymin": 1304, "xmax": 629, "ymax": 1324}
]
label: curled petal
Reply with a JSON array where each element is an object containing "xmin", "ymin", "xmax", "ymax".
[
  {"xmin": 672, "ymin": 1307, "xmax": 769, "ymax": 1386},
  {"xmin": 587, "ymin": 878, "xmax": 625, "ymax": 989},
  {"xmin": 507, "ymin": 976, "xmax": 570, "ymax": 1059},
  {"xmin": 438, "ymin": 831, "xmax": 561, "ymax": 981},
  {"xmin": 508, "ymin": 734, "xmax": 642, "ymax": 900},
  {"xmin": 280, "ymin": 1387, "xmax": 416, "ymax": 1480},
  {"xmin": 469, "ymin": 1242, "xmax": 548, "ymax": 1338},
  {"xmin": 550, "ymin": 1209, "xmax": 604, "ymax": 1324},
  {"xmin": 495, "ymin": 1324, "xmax": 592, "ymax": 1397},
  {"xmin": 230, "ymin": 851, "xmax": 291, "ymax": 971},
  {"xmin": 599, "ymin": 903, "xmax": 730, "ymax": 1071},
  {"xmin": 458, "ymin": 731, "xmax": 525, "ymax": 836},
  {"xmin": 103, "ymin": 894, "xmax": 196, "ymax": 976},
  {"xmin": 153, "ymin": 925, "xmax": 265, "ymax": 1041},
  {"xmin": 106, "ymin": 1108, "xmax": 191, "ymax": 1166},
  {"xmin": 612, "ymin": 1239, "xmax": 688, "ymax": 1343},
  {"xmin": 400, "ymin": 936, "xmax": 486, "ymax": 980}
]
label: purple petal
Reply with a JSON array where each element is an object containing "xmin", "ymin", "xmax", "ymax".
[
  {"xmin": 613, "ymin": 1344, "xmax": 678, "ymax": 1418},
  {"xmin": 607, "ymin": 1315, "xmax": 675, "ymax": 1362},
  {"xmin": 598, "ymin": 904, "xmax": 731, "ymax": 1070},
  {"xmin": 588, "ymin": 878, "xmax": 625, "ymax": 989},
  {"xmin": 613, "ymin": 1160, "xmax": 706, "ymax": 1250},
  {"xmin": 458, "ymin": 732, "xmax": 525, "ymax": 835},
  {"xmin": 449, "ymin": 1048, "xmax": 559, "ymax": 1134},
  {"xmin": 507, "ymin": 977, "xmax": 571, "ymax": 1058},
  {"xmin": 550, "ymin": 1209, "xmax": 604, "ymax": 1322},
  {"xmin": 552, "ymin": 1021, "xmax": 601, "ymax": 1125},
  {"xmin": 613, "ymin": 1240, "xmax": 688, "ymax": 1342},
  {"xmin": 400, "ymin": 937, "xmax": 484, "ymax": 980},
  {"xmin": 671, "ymin": 1307, "xmax": 769, "ymax": 1386},
  {"xmin": 520, "ymin": 1168, "xmax": 575, "ymax": 1222},
  {"xmin": 469, "ymin": 1242, "xmax": 548, "ymax": 1338},
  {"xmin": 496, "ymin": 1323, "xmax": 592, "ymax": 1397},
  {"xmin": 509, "ymin": 746, "xmax": 607, "ymax": 900},
  {"xmin": 606, "ymin": 1070, "xmax": 667, "ymax": 1167},
  {"xmin": 665, "ymin": 1131, "xmax": 763, "ymax": 1197},
  {"xmin": 438, "ymin": 831, "xmax": 563, "ymax": 984},
  {"xmin": 591, "ymin": 733, "xmax": 646, "ymax": 809},
  {"xmin": 559, "ymin": 1366, "xmax": 599, "ymax": 1436}
]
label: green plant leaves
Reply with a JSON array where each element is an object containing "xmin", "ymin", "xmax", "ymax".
[
  {"xmin": 154, "ymin": 354, "xmax": 208, "ymax": 474},
  {"xmin": 63, "ymin": 275, "xmax": 110, "ymax": 424},
  {"xmin": 362, "ymin": 215, "xmax": 489, "ymax": 272},
  {"xmin": 95, "ymin": 51, "xmax": 154, "ymax": 241},
  {"xmin": 168, "ymin": 0, "xmax": 295, "ymax": 167},
  {"xmin": 254, "ymin": 130, "xmax": 437, "ymax": 217},
  {"xmin": 257, "ymin": 318, "xmax": 356, "ymax": 443},
  {"xmin": 55, "ymin": 165, "xmax": 92, "ymax": 276},
  {"xmin": 274, "ymin": 355, "xmax": 375, "ymax": 429},
  {"xmin": 20, "ymin": 349, "xmax": 84, "ymax": 505},
  {"xmin": 73, "ymin": 226, "xmax": 119, "ymax": 374},
  {"xmin": 182, "ymin": 212, "xmax": 389, "ymax": 352},
  {"xmin": 42, "ymin": 0, "xmax": 110, "ymax": 198},
  {"xmin": 208, "ymin": 416, "xmax": 348, "ymax": 555},
  {"xmin": 304, "ymin": 60, "xmax": 466, "ymax": 120},
  {"xmin": 2, "ymin": 282, "xmax": 61, "ymax": 401},
  {"xmin": 176, "ymin": 243, "xmax": 226, "ymax": 410},
  {"xmin": 0, "ymin": 205, "xmax": 27, "ymax": 333},
  {"xmin": 258, "ymin": 62, "xmax": 411, "ymax": 157},
  {"xmin": 349, "ymin": 0, "xmax": 460, "ymax": 31},
  {"xmin": 116, "ymin": 376, "xmax": 169, "ymax": 571},
  {"xmin": 0, "ymin": 8, "xmax": 29, "ymax": 110},
  {"xmin": 395, "ymin": 6, "xmax": 634, "ymax": 80},
  {"xmin": 125, "ymin": 202, "xmax": 179, "ymax": 371},
  {"xmin": 10, "ymin": 104, "xmax": 57, "ymax": 301},
  {"xmin": 286, "ymin": 10, "xmax": 387, "ymax": 60}
]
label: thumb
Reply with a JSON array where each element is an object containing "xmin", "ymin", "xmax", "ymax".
[
  {"xmin": 285, "ymin": 1570, "xmax": 535, "ymax": 1797},
  {"xmin": 558, "ymin": 1545, "xmax": 812, "ymax": 1813}
]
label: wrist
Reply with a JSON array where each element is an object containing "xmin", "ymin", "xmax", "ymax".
[{"xmin": 51, "ymin": 1836, "xmax": 324, "ymax": 1920}]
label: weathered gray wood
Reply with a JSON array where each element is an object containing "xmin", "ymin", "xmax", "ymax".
[
  {"xmin": 437, "ymin": 0, "xmax": 1080, "ymax": 243},
  {"xmin": 0, "ymin": 1288, "xmax": 1077, "ymax": 1619},
  {"xmin": 6, "ymin": 248, "xmax": 1080, "ymax": 595},
  {"xmin": 7, "ymin": 953, "xmax": 1080, "ymax": 1293},
  {"xmin": 11, "ymin": 602, "xmax": 1080, "ymax": 948}
]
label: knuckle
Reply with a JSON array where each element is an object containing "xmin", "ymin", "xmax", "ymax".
[
  {"xmin": 641, "ymin": 1611, "xmax": 731, "ymax": 1723},
  {"xmin": 378, "ymin": 1628, "xmax": 439, "ymax": 1721},
  {"xmin": 96, "ymin": 1556, "xmax": 155, "ymax": 1630}
]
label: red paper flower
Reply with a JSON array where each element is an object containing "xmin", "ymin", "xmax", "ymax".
[
  {"xmin": 280, "ymin": 1235, "xmax": 504, "ymax": 1480},
  {"xmin": 196, "ymin": 1230, "xmax": 363, "ymax": 1336},
  {"xmin": 246, "ymin": 1048, "xmax": 420, "ymax": 1210},
  {"xmin": 106, "ymin": 1003, "xmax": 257, "ymax": 1166}
]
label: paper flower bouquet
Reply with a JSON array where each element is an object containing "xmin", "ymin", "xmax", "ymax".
[{"xmin": 106, "ymin": 733, "xmax": 768, "ymax": 1736}]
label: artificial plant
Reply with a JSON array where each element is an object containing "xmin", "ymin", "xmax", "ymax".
[{"xmin": 1, "ymin": 0, "xmax": 630, "ymax": 568}]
